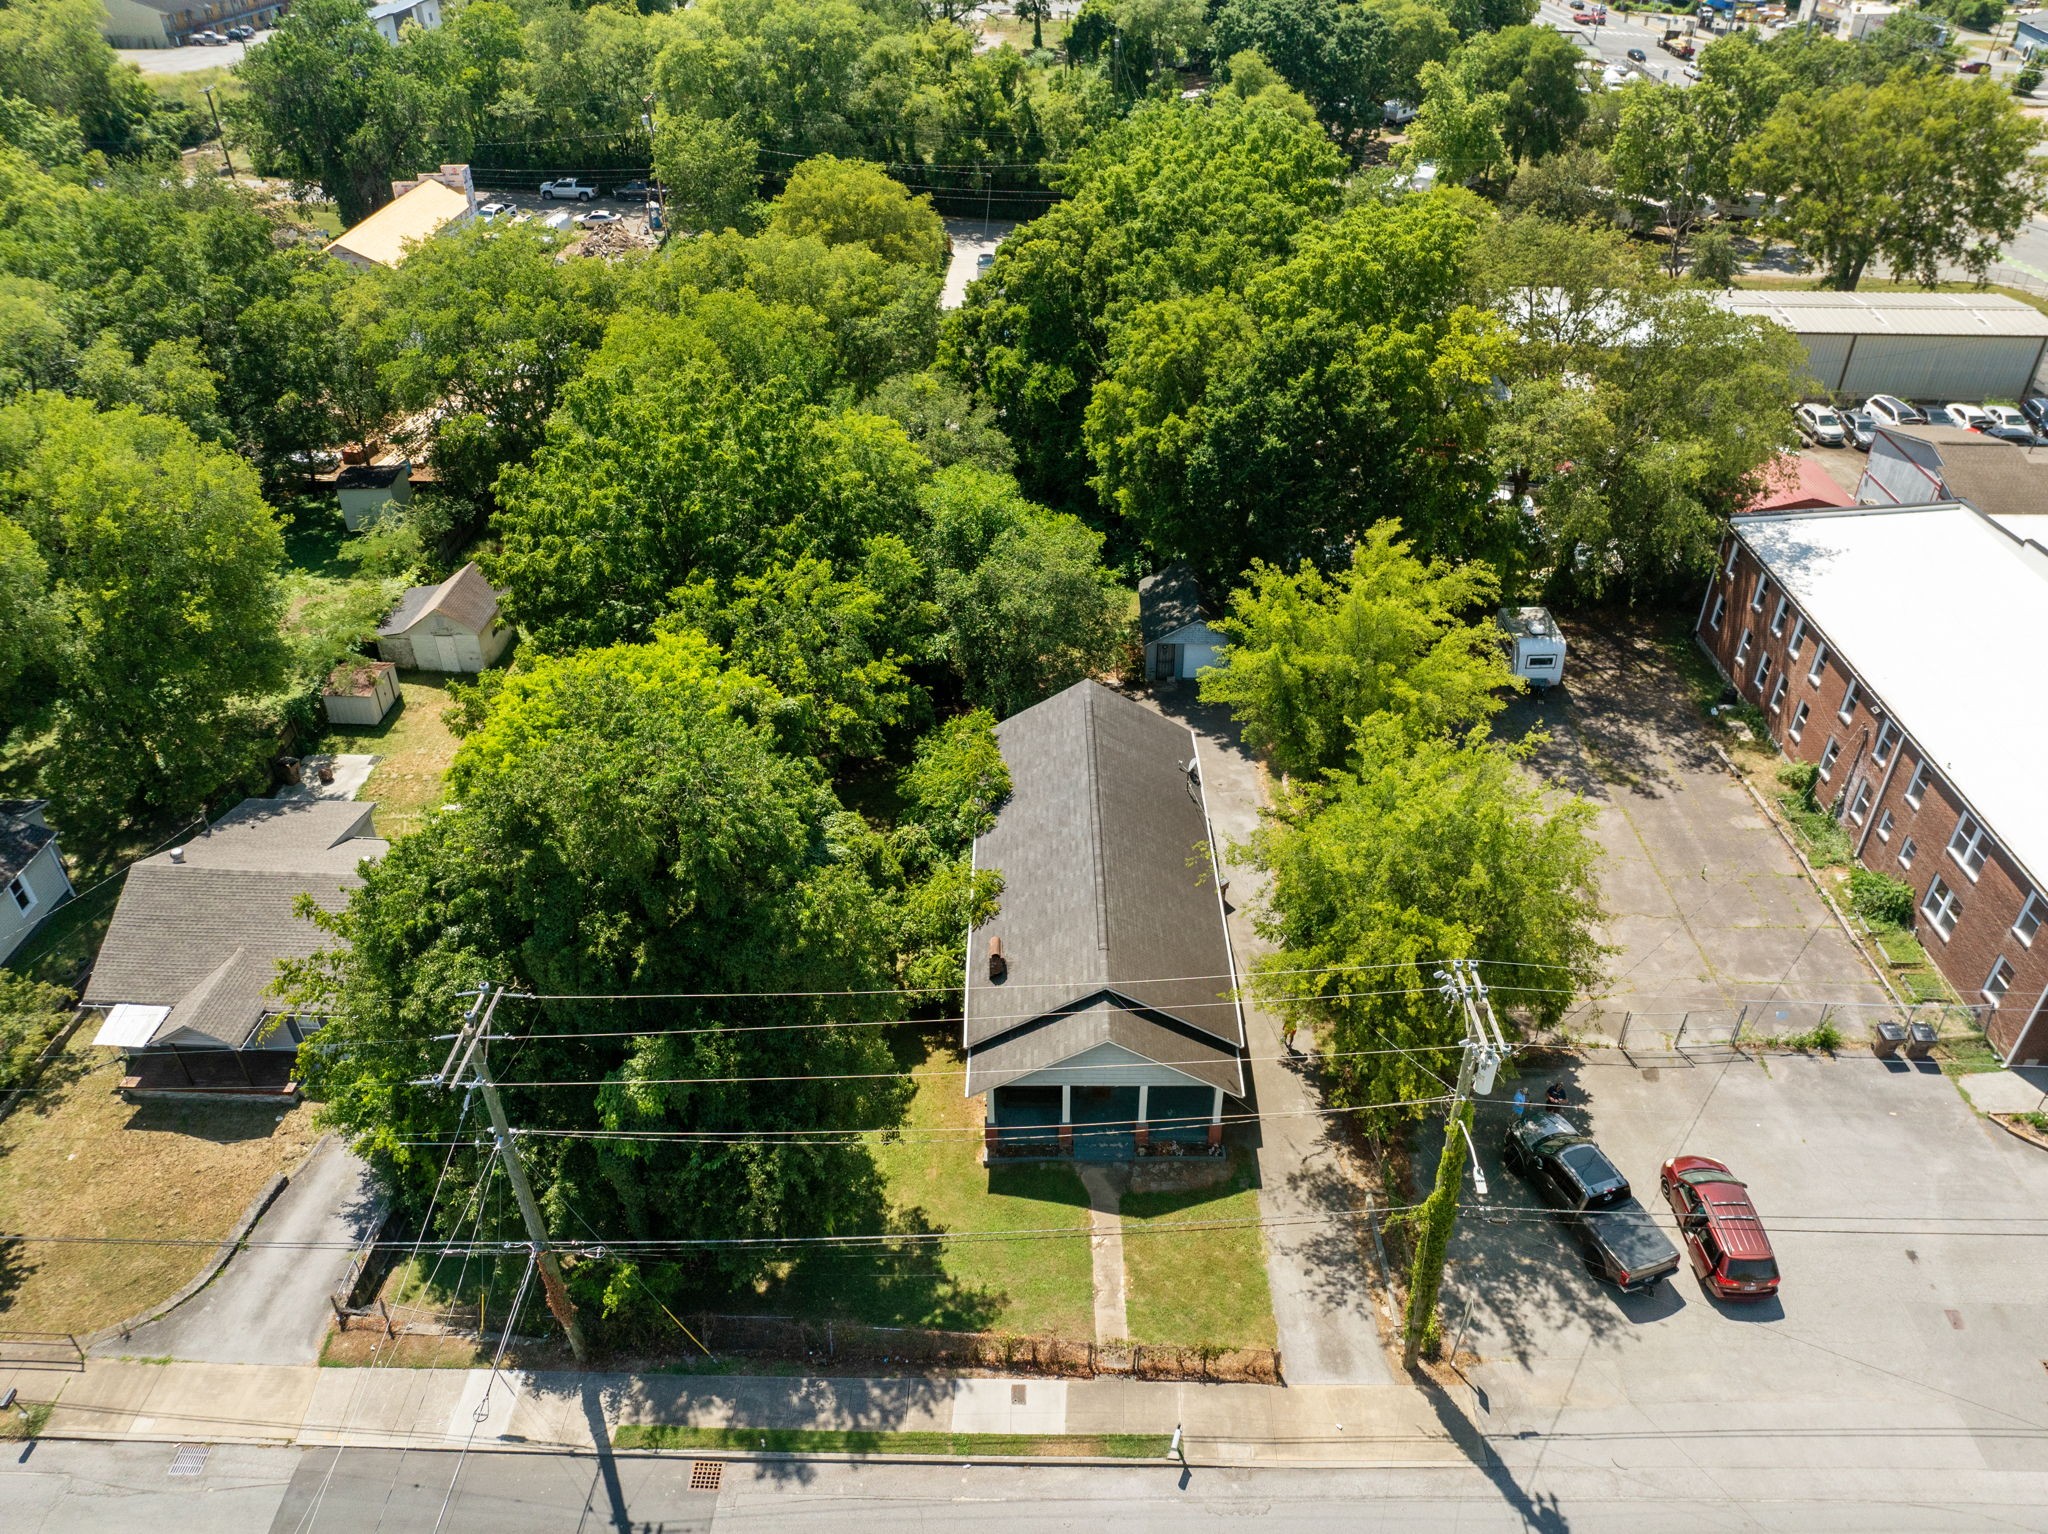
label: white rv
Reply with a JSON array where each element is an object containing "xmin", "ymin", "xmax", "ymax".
[{"xmin": 1498, "ymin": 606, "xmax": 1567, "ymax": 689}]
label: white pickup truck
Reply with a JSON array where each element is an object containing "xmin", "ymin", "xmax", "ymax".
[{"xmin": 539, "ymin": 178, "xmax": 598, "ymax": 202}]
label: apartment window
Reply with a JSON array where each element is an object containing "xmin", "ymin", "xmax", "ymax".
[
  {"xmin": 1837, "ymin": 679, "xmax": 1859, "ymax": 723},
  {"xmin": 1899, "ymin": 836, "xmax": 1917, "ymax": 870},
  {"xmin": 1788, "ymin": 700, "xmax": 1810, "ymax": 743},
  {"xmin": 2015, "ymin": 890, "xmax": 2043, "ymax": 947},
  {"xmin": 4, "ymin": 874, "xmax": 30, "ymax": 916},
  {"xmin": 1922, "ymin": 877, "xmax": 1962, "ymax": 941},
  {"xmin": 1786, "ymin": 616, "xmax": 1806, "ymax": 658},
  {"xmin": 1768, "ymin": 674, "xmax": 1787, "ymax": 713},
  {"xmin": 1873, "ymin": 720, "xmax": 1899, "ymax": 767},
  {"xmin": 1808, "ymin": 643, "xmax": 1828, "ymax": 685},
  {"xmin": 1753, "ymin": 652, "xmax": 1773, "ymax": 694},
  {"xmin": 1769, "ymin": 595, "xmax": 1789, "ymax": 636},
  {"xmin": 1983, "ymin": 957, "xmax": 2015, "ymax": 1008},
  {"xmin": 1735, "ymin": 630, "xmax": 1752, "ymax": 669},
  {"xmin": 1848, "ymin": 782, "xmax": 1872, "ymax": 825},
  {"xmin": 1818, "ymin": 738, "xmax": 1841, "ymax": 780},
  {"xmin": 1875, "ymin": 809, "xmax": 1894, "ymax": 843},
  {"xmin": 1904, "ymin": 762, "xmax": 1930, "ymax": 809},
  {"xmin": 1708, "ymin": 593, "xmax": 1726, "ymax": 631},
  {"xmin": 1948, "ymin": 814, "xmax": 1991, "ymax": 881},
  {"xmin": 1751, "ymin": 575, "xmax": 1770, "ymax": 613},
  {"xmin": 1723, "ymin": 542, "xmax": 1738, "ymax": 579}
]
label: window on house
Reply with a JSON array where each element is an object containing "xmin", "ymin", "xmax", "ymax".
[
  {"xmin": 1735, "ymin": 630, "xmax": 1752, "ymax": 669},
  {"xmin": 1753, "ymin": 652, "xmax": 1773, "ymax": 693},
  {"xmin": 1787, "ymin": 616, "xmax": 1806, "ymax": 658},
  {"xmin": 1818, "ymin": 738, "xmax": 1841, "ymax": 780},
  {"xmin": 1808, "ymin": 643, "xmax": 1827, "ymax": 685},
  {"xmin": 1769, "ymin": 595, "xmax": 1788, "ymax": 636},
  {"xmin": 1724, "ymin": 542, "xmax": 1738, "ymax": 579},
  {"xmin": 1876, "ymin": 809, "xmax": 1894, "ymax": 842},
  {"xmin": 4, "ymin": 874, "xmax": 30, "ymax": 915},
  {"xmin": 2015, "ymin": 891, "xmax": 2043, "ymax": 947},
  {"xmin": 1873, "ymin": 720, "xmax": 1899, "ymax": 767},
  {"xmin": 1948, "ymin": 814, "xmax": 1991, "ymax": 881},
  {"xmin": 1789, "ymin": 700, "xmax": 1810, "ymax": 743},
  {"xmin": 1984, "ymin": 957, "xmax": 2015, "ymax": 1008},
  {"xmin": 1904, "ymin": 762, "xmax": 1930, "ymax": 809},
  {"xmin": 1848, "ymin": 782, "xmax": 1872, "ymax": 824},
  {"xmin": 1899, "ymin": 836, "xmax": 1917, "ymax": 869},
  {"xmin": 1768, "ymin": 674, "xmax": 1786, "ymax": 713},
  {"xmin": 1922, "ymin": 877, "xmax": 1962, "ymax": 941},
  {"xmin": 1751, "ymin": 576, "xmax": 1770, "ymax": 613},
  {"xmin": 1708, "ymin": 593, "xmax": 1725, "ymax": 631},
  {"xmin": 1837, "ymin": 679, "xmax": 1859, "ymax": 723}
]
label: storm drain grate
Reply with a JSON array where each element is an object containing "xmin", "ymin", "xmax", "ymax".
[
  {"xmin": 1012, "ymin": 1384, "xmax": 1028, "ymax": 1406},
  {"xmin": 690, "ymin": 1461, "xmax": 724, "ymax": 1491},
  {"xmin": 168, "ymin": 1445, "xmax": 210, "ymax": 1478}
]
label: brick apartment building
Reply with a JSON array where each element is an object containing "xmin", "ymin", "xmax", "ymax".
[{"xmin": 1697, "ymin": 502, "xmax": 2048, "ymax": 1065}]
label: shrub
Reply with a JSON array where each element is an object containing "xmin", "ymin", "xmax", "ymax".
[
  {"xmin": 2015, "ymin": 64, "xmax": 2042, "ymax": 97},
  {"xmin": 1848, "ymin": 867, "xmax": 1915, "ymax": 929},
  {"xmin": 1776, "ymin": 759, "xmax": 1819, "ymax": 807}
]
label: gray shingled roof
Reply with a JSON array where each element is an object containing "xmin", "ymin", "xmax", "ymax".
[
  {"xmin": 379, "ymin": 561, "xmax": 501, "ymax": 638},
  {"xmin": 0, "ymin": 810, "xmax": 53, "ymax": 886},
  {"xmin": 1138, "ymin": 565, "xmax": 1213, "ymax": 647},
  {"xmin": 83, "ymin": 799, "xmax": 388, "ymax": 1048},
  {"xmin": 963, "ymin": 682, "xmax": 1244, "ymax": 1098}
]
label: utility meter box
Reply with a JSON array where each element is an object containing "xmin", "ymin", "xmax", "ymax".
[{"xmin": 1498, "ymin": 606, "xmax": 1567, "ymax": 689}]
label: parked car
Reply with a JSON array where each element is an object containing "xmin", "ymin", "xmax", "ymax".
[
  {"xmin": 1864, "ymin": 394, "xmax": 1925, "ymax": 428},
  {"xmin": 1844, "ymin": 408, "xmax": 1877, "ymax": 452},
  {"xmin": 2024, "ymin": 396, "xmax": 2048, "ymax": 428},
  {"xmin": 1956, "ymin": 59, "xmax": 1990, "ymax": 73},
  {"xmin": 575, "ymin": 209, "xmax": 622, "ymax": 226},
  {"xmin": 1503, "ymin": 1113, "xmax": 1681, "ymax": 1293},
  {"xmin": 476, "ymin": 201, "xmax": 511, "ymax": 222},
  {"xmin": 1659, "ymin": 1155, "xmax": 1780, "ymax": 1299},
  {"xmin": 1921, "ymin": 403, "xmax": 1961, "ymax": 428},
  {"xmin": 1626, "ymin": 46, "xmax": 1648, "ymax": 60},
  {"xmin": 975, "ymin": 251, "xmax": 996, "ymax": 272},
  {"xmin": 1683, "ymin": 63, "xmax": 1702, "ymax": 79},
  {"xmin": 1946, "ymin": 402, "xmax": 1993, "ymax": 431},
  {"xmin": 1982, "ymin": 403, "xmax": 2029, "ymax": 431},
  {"xmin": 189, "ymin": 29, "xmax": 228, "ymax": 44},
  {"xmin": 226, "ymin": 24, "xmax": 254, "ymax": 39},
  {"xmin": 1795, "ymin": 402, "xmax": 1846, "ymax": 447},
  {"xmin": 612, "ymin": 179, "xmax": 655, "ymax": 200},
  {"xmin": 539, "ymin": 177, "xmax": 598, "ymax": 202},
  {"xmin": 1984, "ymin": 423, "xmax": 2045, "ymax": 446}
]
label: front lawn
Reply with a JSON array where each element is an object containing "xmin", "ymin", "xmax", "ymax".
[{"xmin": 1120, "ymin": 1150, "xmax": 1277, "ymax": 1350}]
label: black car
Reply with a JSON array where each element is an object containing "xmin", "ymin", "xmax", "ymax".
[
  {"xmin": 1503, "ymin": 1112, "xmax": 1681, "ymax": 1292},
  {"xmin": 1985, "ymin": 423, "xmax": 2045, "ymax": 446},
  {"xmin": 1626, "ymin": 46, "xmax": 1648, "ymax": 60},
  {"xmin": 613, "ymin": 179, "xmax": 655, "ymax": 200},
  {"xmin": 2022, "ymin": 396, "xmax": 2048, "ymax": 429},
  {"xmin": 1844, "ymin": 408, "xmax": 1877, "ymax": 452}
]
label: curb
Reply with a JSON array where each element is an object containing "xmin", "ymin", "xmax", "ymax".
[{"xmin": 81, "ymin": 1166, "xmax": 293, "ymax": 1352}]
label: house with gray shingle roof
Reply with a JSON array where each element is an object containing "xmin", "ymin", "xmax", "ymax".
[
  {"xmin": 0, "ymin": 799, "xmax": 73, "ymax": 966},
  {"xmin": 966, "ymin": 681, "xmax": 1245, "ymax": 1160},
  {"xmin": 377, "ymin": 562, "xmax": 512, "ymax": 673},
  {"xmin": 85, "ymin": 799, "xmax": 387, "ymax": 1097}
]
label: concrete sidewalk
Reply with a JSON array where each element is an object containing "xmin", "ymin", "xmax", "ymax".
[{"xmin": 0, "ymin": 1359, "xmax": 1464, "ymax": 1467}]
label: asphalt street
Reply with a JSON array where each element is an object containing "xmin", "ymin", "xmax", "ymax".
[{"xmin": 1534, "ymin": 0, "xmax": 1700, "ymax": 88}]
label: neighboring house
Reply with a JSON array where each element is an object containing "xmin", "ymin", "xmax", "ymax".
[
  {"xmin": 325, "ymin": 165, "xmax": 476, "ymax": 270},
  {"xmin": 322, "ymin": 658, "xmax": 400, "ymax": 727},
  {"xmin": 377, "ymin": 562, "xmax": 512, "ymax": 673},
  {"xmin": 99, "ymin": 0, "xmax": 285, "ymax": 47},
  {"xmin": 1709, "ymin": 291, "xmax": 2048, "ymax": 402},
  {"xmin": 2018, "ymin": 15, "xmax": 2048, "ymax": 57},
  {"xmin": 85, "ymin": 799, "xmax": 388, "ymax": 1097},
  {"xmin": 335, "ymin": 460, "xmax": 413, "ymax": 532},
  {"xmin": 0, "ymin": 800, "xmax": 74, "ymax": 967},
  {"xmin": 1138, "ymin": 565, "xmax": 1228, "ymax": 683},
  {"xmin": 1697, "ymin": 503, "xmax": 2048, "ymax": 1066},
  {"xmin": 368, "ymin": 0, "xmax": 441, "ymax": 42},
  {"xmin": 965, "ymin": 681, "xmax": 1246, "ymax": 1159},
  {"xmin": 1858, "ymin": 424, "xmax": 2048, "ymax": 518},
  {"xmin": 1743, "ymin": 453, "xmax": 1854, "ymax": 515}
]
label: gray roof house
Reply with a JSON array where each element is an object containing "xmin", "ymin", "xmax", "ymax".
[
  {"xmin": 1138, "ymin": 566, "xmax": 1228, "ymax": 683},
  {"xmin": 377, "ymin": 561, "xmax": 512, "ymax": 674},
  {"xmin": 86, "ymin": 799, "xmax": 388, "ymax": 1097},
  {"xmin": 966, "ymin": 681, "xmax": 1245, "ymax": 1160},
  {"xmin": 0, "ymin": 799, "xmax": 73, "ymax": 966}
]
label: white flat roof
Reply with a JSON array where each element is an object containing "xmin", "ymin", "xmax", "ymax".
[
  {"xmin": 1733, "ymin": 503, "xmax": 2048, "ymax": 888},
  {"xmin": 1713, "ymin": 290, "xmax": 2048, "ymax": 340},
  {"xmin": 92, "ymin": 1003, "xmax": 170, "ymax": 1048}
]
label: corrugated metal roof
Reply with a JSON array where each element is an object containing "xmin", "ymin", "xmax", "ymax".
[
  {"xmin": 1713, "ymin": 290, "xmax": 2048, "ymax": 340},
  {"xmin": 1732, "ymin": 503, "xmax": 2048, "ymax": 892}
]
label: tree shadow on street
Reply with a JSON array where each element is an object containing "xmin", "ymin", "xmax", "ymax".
[{"xmin": 1413, "ymin": 1369, "xmax": 1571, "ymax": 1534}]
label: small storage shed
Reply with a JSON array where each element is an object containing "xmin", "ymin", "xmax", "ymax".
[
  {"xmin": 1498, "ymin": 606, "xmax": 1568, "ymax": 689},
  {"xmin": 334, "ymin": 461, "xmax": 413, "ymax": 533},
  {"xmin": 322, "ymin": 659, "xmax": 401, "ymax": 726},
  {"xmin": 377, "ymin": 562, "xmax": 512, "ymax": 673},
  {"xmin": 1138, "ymin": 565, "xmax": 1228, "ymax": 682}
]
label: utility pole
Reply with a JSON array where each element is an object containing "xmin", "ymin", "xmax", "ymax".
[
  {"xmin": 1402, "ymin": 960, "xmax": 1508, "ymax": 1369},
  {"xmin": 424, "ymin": 983, "xmax": 590, "ymax": 1364},
  {"xmin": 201, "ymin": 84, "xmax": 232, "ymax": 176}
]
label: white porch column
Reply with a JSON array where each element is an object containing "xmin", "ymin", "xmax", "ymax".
[
  {"xmin": 1060, "ymin": 1083, "xmax": 1073, "ymax": 1153},
  {"xmin": 1208, "ymin": 1085, "xmax": 1224, "ymax": 1149},
  {"xmin": 1135, "ymin": 1083, "xmax": 1151, "ymax": 1149}
]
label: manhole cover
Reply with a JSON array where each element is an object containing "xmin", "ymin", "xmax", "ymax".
[
  {"xmin": 690, "ymin": 1461, "xmax": 724, "ymax": 1491},
  {"xmin": 168, "ymin": 1445, "xmax": 209, "ymax": 1478},
  {"xmin": 1011, "ymin": 1383, "xmax": 1028, "ymax": 1406}
]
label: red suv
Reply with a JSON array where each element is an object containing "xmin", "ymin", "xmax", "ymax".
[{"xmin": 1659, "ymin": 1156, "xmax": 1780, "ymax": 1299}]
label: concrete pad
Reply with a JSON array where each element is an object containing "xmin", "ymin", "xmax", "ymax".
[
  {"xmin": 277, "ymin": 753, "xmax": 377, "ymax": 802},
  {"xmin": 43, "ymin": 1361, "xmax": 319, "ymax": 1443},
  {"xmin": 1956, "ymin": 1069, "xmax": 2048, "ymax": 1115},
  {"xmin": 948, "ymin": 1377, "xmax": 1067, "ymax": 1434}
]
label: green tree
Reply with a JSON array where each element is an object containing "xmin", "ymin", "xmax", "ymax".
[
  {"xmin": 1365, "ymin": 0, "xmax": 1460, "ymax": 106},
  {"xmin": 1014, "ymin": 0, "xmax": 1054, "ymax": 50},
  {"xmin": 0, "ymin": 395, "xmax": 286, "ymax": 835},
  {"xmin": 900, "ymin": 707, "xmax": 1010, "ymax": 850},
  {"xmin": 1610, "ymin": 80, "xmax": 1744, "ymax": 275},
  {"xmin": 1454, "ymin": 24, "xmax": 1588, "ymax": 164},
  {"xmin": 1918, "ymin": 0, "xmax": 2003, "ymax": 29},
  {"xmin": 653, "ymin": 110, "xmax": 761, "ymax": 236},
  {"xmin": 766, "ymin": 155, "xmax": 948, "ymax": 269},
  {"xmin": 0, "ymin": 513, "xmax": 56, "ymax": 708},
  {"xmin": 1737, "ymin": 71, "xmax": 2048, "ymax": 287},
  {"xmin": 1503, "ymin": 146, "xmax": 1615, "ymax": 225},
  {"xmin": 1406, "ymin": 58, "xmax": 1510, "ymax": 185},
  {"xmin": 0, "ymin": 0, "xmax": 165, "ymax": 154},
  {"xmin": 1196, "ymin": 524, "xmax": 1514, "ymax": 780},
  {"xmin": 1440, "ymin": 0, "xmax": 1538, "ymax": 38},
  {"xmin": 1210, "ymin": 0, "xmax": 1395, "ymax": 133},
  {"xmin": 0, "ymin": 279, "xmax": 70, "ymax": 399},
  {"xmin": 0, "ymin": 970, "xmax": 73, "ymax": 1092},
  {"xmin": 867, "ymin": 370, "xmax": 1016, "ymax": 472}
]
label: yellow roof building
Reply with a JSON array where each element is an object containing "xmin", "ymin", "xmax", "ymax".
[{"xmin": 326, "ymin": 168, "xmax": 475, "ymax": 270}]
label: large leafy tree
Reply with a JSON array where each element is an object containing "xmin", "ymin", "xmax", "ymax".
[
  {"xmin": 1609, "ymin": 80, "xmax": 1745, "ymax": 275},
  {"xmin": 1452, "ymin": 24, "xmax": 1587, "ymax": 165},
  {"xmin": 765, "ymin": 156, "xmax": 948, "ymax": 270},
  {"xmin": 0, "ymin": 395, "xmax": 285, "ymax": 835},
  {"xmin": 1197, "ymin": 523, "xmax": 1514, "ymax": 780},
  {"xmin": 1736, "ymin": 72, "xmax": 2048, "ymax": 288},
  {"xmin": 1209, "ymin": 0, "xmax": 1395, "ymax": 135}
]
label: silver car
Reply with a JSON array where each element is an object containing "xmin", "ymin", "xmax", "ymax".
[{"xmin": 1795, "ymin": 403, "xmax": 1846, "ymax": 447}]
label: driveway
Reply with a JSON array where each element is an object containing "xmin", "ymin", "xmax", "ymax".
[
  {"xmin": 99, "ymin": 1137, "xmax": 381, "ymax": 1365},
  {"xmin": 1507, "ymin": 617, "xmax": 1895, "ymax": 1047},
  {"xmin": 1151, "ymin": 686, "xmax": 1394, "ymax": 1385},
  {"xmin": 941, "ymin": 217, "xmax": 1014, "ymax": 310}
]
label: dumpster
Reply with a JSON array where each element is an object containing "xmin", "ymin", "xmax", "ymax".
[
  {"xmin": 1871, "ymin": 1022, "xmax": 1907, "ymax": 1060},
  {"xmin": 1904, "ymin": 1022, "xmax": 1938, "ymax": 1060}
]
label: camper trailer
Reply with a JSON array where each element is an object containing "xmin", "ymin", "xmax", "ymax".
[{"xmin": 1498, "ymin": 606, "xmax": 1567, "ymax": 689}]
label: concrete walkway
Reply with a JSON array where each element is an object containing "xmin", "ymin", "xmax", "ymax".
[
  {"xmin": 1957, "ymin": 1067, "xmax": 2048, "ymax": 1116},
  {"xmin": 1077, "ymin": 1165, "xmax": 1130, "ymax": 1343},
  {"xmin": 96, "ymin": 1138, "xmax": 382, "ymax": 1365}
]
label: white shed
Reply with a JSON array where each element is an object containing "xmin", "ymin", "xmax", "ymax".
[
  {"xmin": 1138, "ymin": 565, "xmax": 1228, "ymax": 683},
  {"xmin": 377, "ymin": 563, "xmax": 512, "ymax": 674},
  {"xmin": 334, "ymin": 461, "xmax": 413, "ymax": 532},
  {"xmin": 1498, "ymin": 606, "xmax": 1568, "ymax": 689},
  {"xmin": 322, "ymin": 659, "xmax": 401, "ymax": 727}
]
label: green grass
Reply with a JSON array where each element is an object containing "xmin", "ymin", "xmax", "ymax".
[
  {"xmin": 751, "ymin": 1038, "xmax": 1096, "ymax": 1338},
  {"xmin": 1902, "ymin": 969, "xmax": 1959, "ymax": 1005},
  {"xmin": 612, "ymin": 1424, "xmax": 1169, "ymax": 1458},
  {"xmin": 307, "ymin": 675, "xmax": 465, "ymax": 833},
  {"xmin": 1120, "ymin": 1150, "xmax": 1276, "ymax": 1350},
  {"xmin": 1778, "ymin": 792, "xmax": 1855, "ymax": 867},
  {"xmin": 1874, "ymin": 927, "xmax": 1930, "ymax": 968},
  {"xmin": 1938, "ymin": 1031, "xmax": 2004, "ymax": 1077},
  {"xmin": 1656, "ymin": 622, "xmax": 1727, "ymax": 715},
  {"xmin": 0, "ymin": 1402, "xmax": 53, "ymax": 1441}
]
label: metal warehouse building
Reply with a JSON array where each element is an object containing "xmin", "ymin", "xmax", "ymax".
[{"xmin": 1710, "ymin": 291, "xmax": 2048, "ymax": 402}]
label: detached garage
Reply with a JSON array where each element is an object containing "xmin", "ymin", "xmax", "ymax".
[
  {"xmin": 1711, "ymin": 291, "xmax": 2048, "ymax": 403},
  {"xmin": 377, "ymin": 562, "xmax": 512, "ymax": 674},
  {"xmin": 1138, "ymin": 565, "xmax": 1228, "ymax": 683}
]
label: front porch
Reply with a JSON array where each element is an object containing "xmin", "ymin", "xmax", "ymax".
[
  {"xmin": 985, "ymin": 1082, "xmax": 1225, "ymax": 1162},
  {"xmin": 117, "ymin": 1046, "xmax": 300, "ymax": 1100}
]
